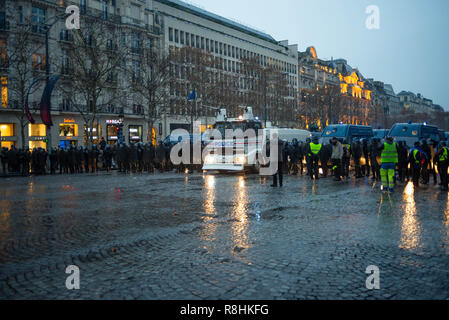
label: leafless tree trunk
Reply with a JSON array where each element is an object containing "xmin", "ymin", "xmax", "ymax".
[
  {"xmin": 58, "ymin": 17, "xmax": 128, "ymax": 147},
  {"xmin": 6, "ymin": 19, "xmax": 45, "ymax": 148}
]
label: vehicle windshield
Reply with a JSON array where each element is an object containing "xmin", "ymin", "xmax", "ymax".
[
  {"xmin": 213, "ymin": 121, "xmax": 262, "ymax": 138},
  {"xmin": 374, "ymin": 130, "xmax": 387, "ymax": 139},
  {"xmin": 322, "ymin": 126, "xmax": 347, "ymax": 137},
  {"xmin": 389, "ymin": 125, "xmax": 421, "ymax": 137}
]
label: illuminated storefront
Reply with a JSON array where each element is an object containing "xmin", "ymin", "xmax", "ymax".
[
  {"xmin": 1, "ymin": 76, "xmax": 7, "ymax": 108},
  {"xmin": 106, "ymin": 123, "xmax": 119, "ymax": 144},
  {"xmin": 83, "ymin": 123, "xmax": 101, "ymax": 146},
  {"xmin": 128, "ymin": 125, "xmax": 142, "ymax": 143},
  {"xmin": 0, "ymin": 123, "xmax": 16, "ymax": 149},
  {"xmin": 106, "ymin": 119, "xmax": 122, "ymax": 144},
  {"xmin": 28, "ymin": 124, "xmax": 47, "ymax": 150},
  {"xmin": 59, "ymin": 118, "xmax": 79, "ymax": 148}
]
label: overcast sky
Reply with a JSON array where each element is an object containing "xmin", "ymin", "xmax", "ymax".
[{"xmin": 187, "ymin": 0, "xmax": 449, "ymax": 110}]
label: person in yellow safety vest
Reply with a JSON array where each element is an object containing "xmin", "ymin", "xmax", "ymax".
[
  {"xmin": 378, "ymin": 136, "xmax": 399, "ymax": 192},
  {"xmin": 436, "ymin": 142, "xmax": 449, "ymax": 191},
  {"xmin": 307, "ymin": 136, "xmax": 322, "ymax": 180}
]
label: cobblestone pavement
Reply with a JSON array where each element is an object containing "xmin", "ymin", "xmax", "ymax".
[{"xmin": 0, "ymin": 171, "xmax": 448, "ymax": 300}]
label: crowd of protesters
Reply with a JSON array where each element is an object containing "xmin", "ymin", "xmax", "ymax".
[
  {"xmin": 277, "ymin": 136, "xmax": 448, "ymax": 191},
  {"xmin": 2, "ymin": 135, "xmax": 448, "ymax": 192}
]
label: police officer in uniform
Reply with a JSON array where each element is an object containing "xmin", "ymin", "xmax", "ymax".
[
  {"xmin": 270, "ymin": 133, "xmax": 284, "ymax": 188},
  {"xmin": 408, "ymin": 141, "xmax": 425, "ymax": 187},
  {"xmin": 342, "ymin": 139, "xmax": 351, "ymax": 179},
  {"xmin": 369, "ymin": 138, "xmax": 381, "ymax": 181},
  {"xmin": 436, "ymin": 142, "xmax": 449, "ymax": 191},
  {"xmin": 304, "ymin": 138, "xmax": 312, "ymax": 177},
  {"xmin": 307, "ymin": 136, "xmax": 322, "ymax": 180},
  {"xmin": 352, "ymin": 139, "xmax": 363, "ymax": 179}
]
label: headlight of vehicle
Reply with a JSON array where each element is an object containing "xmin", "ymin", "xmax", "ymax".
[{"xmin": 235, "ymin": 156, "xmax": 246, "ymax": 165}]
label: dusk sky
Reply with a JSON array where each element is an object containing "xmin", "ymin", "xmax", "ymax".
[{"xmin": 188, "ymin": 0, "xmax": 449, "ymax": 110}]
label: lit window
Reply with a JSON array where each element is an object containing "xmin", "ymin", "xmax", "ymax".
[
  {"xmin": 28, "ymin": 124, "xmax": 46, "ymax": 137},
  {"xmin": 0, "ymin": 76, "xmax": 6, "ymax": 107},
  {"xmin": 59, "ymin": 124, "xmax": 78, "ymax": 137}
]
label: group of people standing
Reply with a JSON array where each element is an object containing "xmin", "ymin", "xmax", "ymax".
[
  {"xmin": 2, "ymin": 135, "xmax": 448, "ymax": 193},
  {"xmin": 0, "ymin": 139, "xmax": 198, "ymax": 177},
  {"xmin": 273, "ymin": 136, "xmax": 449, "ymax": 192}
]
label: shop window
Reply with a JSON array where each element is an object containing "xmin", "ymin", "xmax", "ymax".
[
  {"xmin": 59, "ymin": 123, "xmax": 78, "ymax": 137},
  {"xmin": 28, "ymin": 123, "xmax": 46, "ymax": 137},
  {"xmin": 83, "ymin": 124, "xmax": 101, "ymax": 145},
  {"xmin": 151, "ymin": 127, "xmax": 156, "ymax": 146},
  {"xmin": 107, "ymin": 124, "xmax": 119, "ymax": 142},
  {"xmin": 0, "ymin": 123, "xmax": 14, "ymax": 136},
  {"xmin": 1, "ymin": 141, "xmax": 15, "ymax": 149},
  {"xmin": 29, "ymin": 141, "xmax": 46, "ymax": 150},
  {"xmin": 1, "ymin": 76, "xmax": 7, "ymax": 107},
  {"xmin": 128, "ymin": 125, "xmax": 142, "ymax": 143}
]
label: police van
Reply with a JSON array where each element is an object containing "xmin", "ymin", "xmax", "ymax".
[
  {"xmin": 320, "ymin": 124, "xmax": 374, "ymax": 145},
  {"xmin": 373, "ymin": 129, "xmax": 389, "ymax": 141},
  {"xmin": 388, "ymin": 123, "xmax": 440, "ymax": 147}
]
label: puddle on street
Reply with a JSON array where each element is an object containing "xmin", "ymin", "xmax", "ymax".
[{"xmin": 399, "ymin": 182, "xmax": 422, "ymax": 251}]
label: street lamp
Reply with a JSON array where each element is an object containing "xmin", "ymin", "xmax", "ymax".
[{"xmin": 41, "ymin": 12, "xmax": 69, "ymax": 150}]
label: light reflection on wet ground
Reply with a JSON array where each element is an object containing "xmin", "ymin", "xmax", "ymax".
[{"xmin": 0, "ymin": 172, "xmax": 448, "ymax": 299}]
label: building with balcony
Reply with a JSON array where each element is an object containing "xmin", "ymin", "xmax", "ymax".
[
  {"xmin": 153, "ymin": 0, "xmax": 299, "ymax": 130},
  {"xmin": 0, "ymin": 0, "xmax": 161, "ymax": 149},
  {"xmin": 397, "ymin": 91, "xmax": 441, "ymax": 114}
]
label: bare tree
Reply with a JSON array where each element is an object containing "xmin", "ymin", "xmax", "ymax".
[
  {"xmin": 58, "ymin": 17, "xmax": 128, "ymax": 146},
  {"xmin": 6, "ymin": 18, "xmax": 45, "ymax": 148},
  {"xmin": 168, "ymin": 46, "xmax": 235, "ymax": 129},
  {"xmin": 127, "ymin": 41, "xmax": 171, "ymax": 144},
  {"xmin": 299, "ymin": 85, "xmax": 343, "ymax": 130},
  {"xmin": 240, "ymin": 56, "xmax": 294, "ymax": 127}
]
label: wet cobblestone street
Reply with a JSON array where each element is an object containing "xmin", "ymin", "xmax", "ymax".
[{"xmin": 0, "ymin": 172, "xmax": 448, "ymax": 300}]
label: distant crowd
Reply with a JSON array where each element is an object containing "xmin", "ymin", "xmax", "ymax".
[
  {"xmin": 1, "ymin": 136, "xmax": 448, "ymax": 192},
  {"xmin": 0, "ymin": 139, "xmax": 203, "ymax": 177},
  {"xmin": 275, "ymin": 136, "xmax": 448, "ymax": 191}
]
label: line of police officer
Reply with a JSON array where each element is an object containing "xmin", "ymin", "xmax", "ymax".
[
  {"xmin": 0, "ymin": 140, "xmax": 189, "ymax": 176},
  {"xmin": 278, "ymin": 136, "xmax": 449, "ymax": 192}
]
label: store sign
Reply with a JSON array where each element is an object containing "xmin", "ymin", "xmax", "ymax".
[
  {"xmin": 0, "ymin": 136, "xmax": 18, "ymax": 141},
  {"xmin": 29, "ymin": 136, "xmax": 47, "ymax": 141},
  {"xmin": 64, "ymin": 118, "xmax": 76, "ymax": 123},
  {"xmin": 106, "ymin": 119, "xmax": 123, "ymax": 125},
  {"xmin": 109, "ymin": 136, "xmax": 118, "ymax": 141},
  {"xmin": 130, "ymin": 136, "xmax": 140, "ymax": 140}
]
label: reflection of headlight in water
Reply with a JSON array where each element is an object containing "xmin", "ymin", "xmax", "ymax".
[{"xmin": 361, "ymin": 158, "xmax": 366, "ymax": 166}]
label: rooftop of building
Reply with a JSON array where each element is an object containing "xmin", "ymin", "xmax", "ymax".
[{"xmin": 156, "ymin": 0, "xmax": 278, "ymax": 44}]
